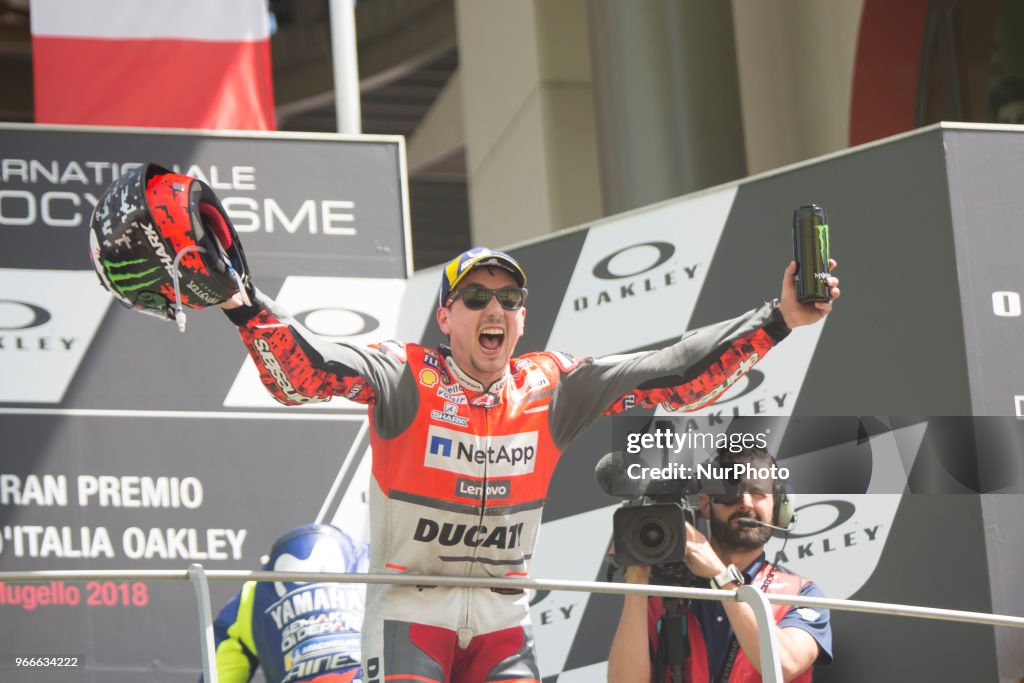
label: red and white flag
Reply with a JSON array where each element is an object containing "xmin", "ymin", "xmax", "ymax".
[{"xmin": 31, "ymin": 0, "xmax": 276, "ymax": 130}]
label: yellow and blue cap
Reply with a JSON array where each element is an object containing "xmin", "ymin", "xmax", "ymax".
[{"xmin": 439, "ymin": 247, "xmax": 527, "ymax": 307}]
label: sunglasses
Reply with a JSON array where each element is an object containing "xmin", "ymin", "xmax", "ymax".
[
  {"xmin": 448, "ymin": 284, "xmax": 528, "ymax": 311},
  {"xmin": 709, "ymin": 482, "xmax": 771, "ymax": 506}
]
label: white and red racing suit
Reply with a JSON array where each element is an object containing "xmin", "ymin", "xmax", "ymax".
[{"xmin": 225, "ymin": 293, "xmax": 790, "ymax": 683}]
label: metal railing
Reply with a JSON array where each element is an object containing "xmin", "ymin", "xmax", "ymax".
[{"xmin": 2, "ymin": 567, "xmax": 1023, "ymax": 683}]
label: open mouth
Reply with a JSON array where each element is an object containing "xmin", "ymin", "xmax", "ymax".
[{"xmin": 479, "ymin": 326, "xmax": 505, "ymax": 352}]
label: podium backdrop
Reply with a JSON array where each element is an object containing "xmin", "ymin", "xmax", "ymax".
[{"xmin": 2, "ymin": 123, "xmax": 1022, "ymax": 682}]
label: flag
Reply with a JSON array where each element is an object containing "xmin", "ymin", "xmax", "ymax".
[
  {"xmin": 31, "ymin": 0, "xmax": 275, "ymax": 130},
  {"xmin": 848, "ymin": 0, "xmax": 929, "ymax": 146}
]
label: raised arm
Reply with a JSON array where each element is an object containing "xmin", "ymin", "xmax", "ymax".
[
  {"xmin": 547, "ymin": 300, "xmax": 787, "ymax": 449},
  {"xmin": 220, "ymin": 288, "xmax": 419, "ymax": 438},
  {"xmin": 547, "ymin": 261, "xmax": 840, "ymax": 449}
]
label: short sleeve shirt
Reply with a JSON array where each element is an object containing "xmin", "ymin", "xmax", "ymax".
[{"xmin": 688, "ymin": 554, "xmax": 833, "ymax": 681}]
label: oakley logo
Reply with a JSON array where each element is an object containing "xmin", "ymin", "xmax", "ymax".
[
  {"xmin": 0, "ymin": 270, "xmax": 112, "ymax": 403},
  {"xmin": 294, "ymin": 307, "xmax": 380, "ymax": 338},
  {"xmin": 575, "ymin": 242, "xmax": 690, "ymax": 312},
  {"xmin": 0, "ymin": 300, "xmax": 52, "ymax": 330},
  {"xmin": 787, "ymin": 500, "xmax": 857, "ymax": 539},
  {"xmin": 592, "ymin": 242, "xmax": 675, "ymax": 280}
]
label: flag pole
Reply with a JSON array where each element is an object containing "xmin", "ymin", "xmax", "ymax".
[{"xmin": 329, "ymin": 0, "xmax": 362, "ymax": 134}]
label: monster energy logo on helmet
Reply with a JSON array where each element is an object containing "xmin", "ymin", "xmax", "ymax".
[
  {"xmin": 88, "ymin": 163, "xmax": 251, "ymax": 324},
  {"xmin": 103, "ymin": 257, "xmax": 162, "ymax": 295}
]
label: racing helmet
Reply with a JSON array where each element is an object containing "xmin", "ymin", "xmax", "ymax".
[
  {"xmin": 264, "ymin": 523, "xmax": 369, "ymax": 599},
  {"xmin": 88, "ymin": 163, "xmax": 250, "ymax": 326}
]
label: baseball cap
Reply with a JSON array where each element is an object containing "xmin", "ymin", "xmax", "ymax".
[{"xmin": 438, "ymin": 247, "xmax": 527, "ymax": 307}]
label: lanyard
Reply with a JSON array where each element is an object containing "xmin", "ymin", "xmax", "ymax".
[{"xmin": 716, "ymin": 563, "xmax": 778, "ymax": 683}]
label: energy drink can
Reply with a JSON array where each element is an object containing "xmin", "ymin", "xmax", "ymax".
[{"xmin": 792, "ymin": 204, "xmax": 831, "ymax": 303}]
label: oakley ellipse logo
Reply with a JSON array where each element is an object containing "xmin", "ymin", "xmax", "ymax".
[
  {"xmin": 0, "ymin": 271, "xmax": 115, "ymax": 403},
  {"xmin": 0, "ymin": 300, "xmax": 52, "ymax": 330},
  {"xmin": 592, "ymin": 242, "xmax": 675, "ymax": 280},
  {"xmin": 295, "ymin": 307, "xmax": 380, "ymax": 338},
  {"xmin": 787, "ymin": 500, "xmax": 857, "ymax": 539},
  {"xmin": 574, "ymin": 242, "xmax": 683, "ymax": 311}
]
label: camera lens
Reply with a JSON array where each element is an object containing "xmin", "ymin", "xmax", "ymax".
[
  {"xmin": 640, "ymin": 521, "xmax": 667, "ymax": 549},
  {"xmin": 613, "ymin": 502, "xmax": 687, "ymax": 567}
]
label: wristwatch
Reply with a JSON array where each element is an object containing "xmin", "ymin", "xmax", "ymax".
[{"xmin": 709, "ymin": 564, "xmax": 746, "ymax": 590}]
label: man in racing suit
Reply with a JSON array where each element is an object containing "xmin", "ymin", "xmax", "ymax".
[
  {"xmin": 221, "ymin": 247, "xmax": 840, "ymax": 683},
  {"xmin": 204, "ymin": 524, "xmax": 368, "ymax": 683}
]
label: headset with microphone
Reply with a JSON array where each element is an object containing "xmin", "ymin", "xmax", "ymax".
[{"xmin": 702, "ymin": 447, "xmax": 796, "ymax": 533}]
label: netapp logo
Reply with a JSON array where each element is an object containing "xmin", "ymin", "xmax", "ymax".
[
  {"xmin": 424, "ymin": 426, "xmax": 538, "ymax": 477},
  {"xmin": 574, "ymin": 242, "xmax": 698, "ymax": 311},
  {"xmin": 455, "ymin": 477, "xmax": 512, "ymax": 501},
  {"xmin": 294, "ymin": 307, "xmax": 380, "ymax": 339}
]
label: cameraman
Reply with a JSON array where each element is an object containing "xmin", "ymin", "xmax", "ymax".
[{"xmin": 607, "ymin": 448, "xmax": 832, "ymax": 683}]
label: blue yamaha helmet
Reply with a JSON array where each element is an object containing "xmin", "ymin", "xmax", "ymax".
[{"xmin": 265, "ymin": 524, "xmax": 368, "ymax": 598}]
